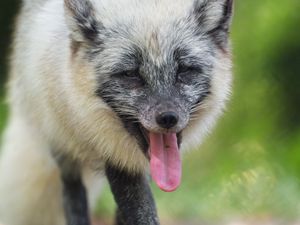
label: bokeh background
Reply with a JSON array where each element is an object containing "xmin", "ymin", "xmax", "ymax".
[{"xmin": 1, "ymin": 0, "xmax": 300, "ymax": 224}]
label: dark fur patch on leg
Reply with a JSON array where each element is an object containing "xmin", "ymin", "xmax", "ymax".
[
  {"xmin": 54, "ymin": 154, "xmax": 91, "ymax": 225},
  {"xmin": 62, "ymin": 175, "xmax": 91, "ymax": 225},
  {"xmin": 106, "ymin": 164, "xmax": 160, "ymax": 225}
]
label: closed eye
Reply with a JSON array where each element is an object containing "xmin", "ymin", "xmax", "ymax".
[
  {"xmin": 112, "ymin": 69, "xmax": 145, "ymax": 87},
  {"xmin": 177, "ymin": 64, "xmax": 203, "ymax": 74},
  {"xmin": 112, "ymin": 68, "xmax": 139, "ymax": 78},
  {"xmin": 123, "ymin": 69, "xmax": 139, "ymax": 78},
  {"xmin": 176, "ymin": 64, "xmax": 203, "ymax": 85}
]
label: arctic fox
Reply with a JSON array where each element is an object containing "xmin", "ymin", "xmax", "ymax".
[{"xmin": 0, "ymin": 0, "xmax": 233, "ymax": 224}]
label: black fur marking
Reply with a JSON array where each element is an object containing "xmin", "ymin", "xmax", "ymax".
[
  {"xmin": 120, "ymin": 117, "xmax": 149, "ymax": 155},
  {"xmin": 62, "ymin": 175, "xmax": 91, "ymax": 225},
  {"xmin": 65, "ymin": 0, "xmax": 104, "ymax": 44},
  {"xmin": 97, "ymin": 84, "xmax": 149, "ymax": 155},
  {"xmin": 221, "ymin": 0, "xmax": 234, "ymax": 30},
  {"xmin": 105, "ymin": 164, "xmax": 160, "ymax": 225},
  {"xmin": 174, "ymin": 47, "xmax": 213, "ymax": 105},
  {"xmin": 177, "ymin": 132, "xmax": 182, "ymax": 148},
  {"xmin": 95, "ymin": 47, "xmax": 143, "ymax": 74},
  {"xmin": 95, "ymin": 46, "xmax": 149, "ymax": 155},
  {"xmin": 189, "ymin": 68, "xmax": 212, "ymax": 114},
  {"xmin": 207, "ymin": 0, "xmax": 233, "ymax": 49},
  {"xmin": 193, "ymin": 0, "xmax": 233, "ymax": 50},
  {"xmin": 54, "ymin": 154, "xmax": 91, "ymax": 225},
  {"xmin": 191, "ymin": 89, "xmax": 211, "ymax": 112},
  {"xmin": 174, "ymin": 47, "xmax": 212, "ymax": 72},
  {"xmin": 193, "ymin": 0, "xmax": 209, "ymax": 26}
]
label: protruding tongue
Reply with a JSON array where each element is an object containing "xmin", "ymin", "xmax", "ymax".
[{"xmin": 149, "ymin": 133, "xmax": 181, "ymax": 192}]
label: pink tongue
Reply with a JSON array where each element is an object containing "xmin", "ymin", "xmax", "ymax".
[{"xmin": 149, "ymin": 133, "xmax": 181, "ymax": 192}]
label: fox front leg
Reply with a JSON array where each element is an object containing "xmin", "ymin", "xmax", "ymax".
[
  {"xmin": 105, "ymin": 164, "xmax": 160, "ymax": 225},
  {"xmin": 55, "ymin": 155, "xmax": 91, "ymax": 225},
  {"xmin": 61, "ymin": 172, "xmax": 91, "ymax": 225}
]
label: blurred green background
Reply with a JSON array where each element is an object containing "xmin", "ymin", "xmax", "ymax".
[{"xmin": 1, "ymin": 0, "xmax": 300, "ymax": 223}]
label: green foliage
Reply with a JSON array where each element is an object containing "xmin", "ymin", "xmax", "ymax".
[{"xmin": 0, "ymin": 100, "xmax": 8, "ymax": 133}]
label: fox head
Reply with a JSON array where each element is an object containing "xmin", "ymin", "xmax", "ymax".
[{"xmin": 64, "ymin": 0, "xmax": 233, "ymax": 191}]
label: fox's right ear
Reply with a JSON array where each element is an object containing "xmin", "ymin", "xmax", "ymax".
[
  {"xmin": 193, "ymin": 0, "xmax": 233, "ymax": 49},
  {"xmin": 64, "ymin": 0, "xmax": 103, "ymax": 43}
]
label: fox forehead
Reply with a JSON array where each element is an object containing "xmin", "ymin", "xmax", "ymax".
[
  {"xmin": 93, "ymin": 29, "xmax": 215, "ymax": 79},
  {"xmin": 88, "ymin": 0, "xmax": 196, "ymax": 54},
  {"xmin": 90, "ymin": 17, "xmax": 214, "ymax": 76},
  {"xmin": 90, "ymin": 0, "xmax": 195, "ymax": 26},
  {"xmin": 94, "ymin": 36, "xmax": 214, "ymax": 79}
]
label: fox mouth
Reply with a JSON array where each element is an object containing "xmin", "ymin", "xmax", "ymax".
[
  {"xmin": 137, "ymin": 124, "xmax": 183, "ymax": 192},
  {"xmin": 138, "ymin": 124, "xmax": 182, "ymax": 157},
  {"xmin": 114, "ymin": 113, "xmax": 183, "ymax": 192}
]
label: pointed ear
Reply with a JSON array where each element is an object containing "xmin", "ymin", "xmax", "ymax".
[
  {"xmin": 194, "ymin": 0, "xmax": 233, "ymax": 48},
  {"xmin": 64, "ymin": 0, "xmax": 103, "ymax": 43}
]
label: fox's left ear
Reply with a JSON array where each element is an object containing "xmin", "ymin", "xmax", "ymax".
[
  {"xmin": 194, "ymin": 0, "xmax": 233, "ymax": 48},
  {"xmin": 64, "ymin": 0, "xmax": 103, "ymax": 43}
]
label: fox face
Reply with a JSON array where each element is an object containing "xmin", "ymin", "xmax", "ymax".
[{"xmin": 64, "ymin": 0, "xmax": 233, "ymax": 191}]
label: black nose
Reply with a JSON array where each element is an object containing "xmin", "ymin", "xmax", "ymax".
[{"xmin": 156, "ymin": 111, "xmax": 179, "ymax": 129}]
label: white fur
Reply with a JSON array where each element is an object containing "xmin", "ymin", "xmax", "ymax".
[{"xmin": 0, "ymin": 0, "xmax": 232, "ymax": 224}]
